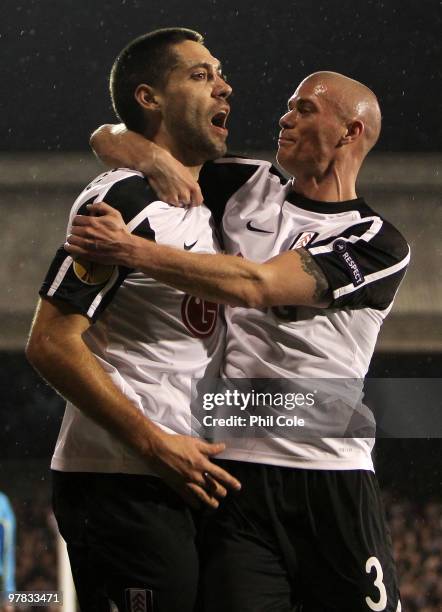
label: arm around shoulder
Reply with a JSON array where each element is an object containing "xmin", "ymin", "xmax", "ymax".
[
  {"xmin": 121, "ymin": 238, "xmax": 331, "ymax": 309},
  {"xmin": 90, "ymin": 123, "xmax": 152, "ymax": 171},
  {"xmin": 89, "ymin": 124, "xmax": 203, "ymax": 205}
]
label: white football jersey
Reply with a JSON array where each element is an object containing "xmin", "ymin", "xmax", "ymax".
[
  {"xmin": 40, "ymin": 169, "xmax": 224, "ymax": 475},
  {"xmin": 200, "ymin": 157, "xmax": 410, "ymax": 470}
]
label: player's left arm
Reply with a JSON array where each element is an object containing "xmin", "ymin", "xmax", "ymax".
[
  {"xmin": 127, "ymin": 240, "xmax": 331, "ymax": 308},
  {"xmin": 65, "ymin": 202, "xmax": 331, "ymax": 308}
]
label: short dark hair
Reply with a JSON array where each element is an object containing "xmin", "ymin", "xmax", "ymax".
[{"xmin": 110, "ymin": 27, "xmax": 204, "ymax": 133}]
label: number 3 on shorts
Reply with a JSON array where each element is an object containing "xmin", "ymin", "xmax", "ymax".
[{"xmin": 365, "ymin": 556, "xmax": 387, "ymax": 611}]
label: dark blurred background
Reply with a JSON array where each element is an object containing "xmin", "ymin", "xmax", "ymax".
[
  {"xmin": 2, "ymin": 0, "xmax": 441, "ymax": 152},
  {"xmin": 1, "ymin": 1, "xmax": 441, "ymax": 609}
]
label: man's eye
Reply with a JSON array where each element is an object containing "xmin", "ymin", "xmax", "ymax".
[{"xmin": 192, "ymin": 72, "xmax": 207, "ymax": 80}]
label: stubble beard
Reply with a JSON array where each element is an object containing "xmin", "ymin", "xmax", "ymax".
[{"xmin": 168, "ymin": 113, "xmax": 227, "ymax": 165}]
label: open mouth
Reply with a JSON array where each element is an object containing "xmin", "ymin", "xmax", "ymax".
[{"xmin": 211, "ymin": 109, "xmax": 229, "ymax": 133}]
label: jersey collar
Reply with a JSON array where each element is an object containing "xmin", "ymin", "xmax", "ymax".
[{"xmin": 286, "ymin": 190, "xmax": 367, "ymax": 214}]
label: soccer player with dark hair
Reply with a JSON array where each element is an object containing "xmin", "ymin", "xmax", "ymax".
[
  {"xmin": 68, "ymin": 69, "xmax": 409, "ymax": 611},
  {"xmin": 26, "ymin": 27, "xmax": 241, "ymax": 612}
]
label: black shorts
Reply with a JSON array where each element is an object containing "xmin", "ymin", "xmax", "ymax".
[
  {"xmin": 52, "ymin": 471, "xmax": 199, "ymax": 612},
  {"xmin": 198, "ymin": 461, "xmax": 401, "ymax": 612}
]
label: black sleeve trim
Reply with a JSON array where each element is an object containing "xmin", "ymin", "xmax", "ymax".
[
  {"xmin": 307, "ymin": 220, "xmax": 410, "ymax": 310},
  {"xmin": 102, "ymin": 175, "xmax": 157, "ymax": 240},
  {"xmin": 38, "ymin": 174, "xmax": 159, "ymax": 322},
  {"xmin": 39, "ymin": 247, "xmax": 131, "ymax": 322},
  {"xmin": 199, "ymin": 157, "xmax": 276, "ymax": 228}
]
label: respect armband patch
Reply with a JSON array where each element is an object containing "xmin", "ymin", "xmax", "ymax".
[{"xmin": 333, "ymin": 239, "xmax": 365, "ymax": 286}]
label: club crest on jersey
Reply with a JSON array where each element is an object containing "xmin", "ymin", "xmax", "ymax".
[
  {"xmin": 73, "ymin": 258, "xmax": 115, "ymax": 285},
  {"xmin": 289, "ymin": 231, "xmax": 318, "ymax": 250},
  {"xmin": 181, "ymin": 295, "xmax": 218, "ymax": 338},
  {"xmin": 124, "ymin": 588, "xmax": 153, "ymax": 612}
]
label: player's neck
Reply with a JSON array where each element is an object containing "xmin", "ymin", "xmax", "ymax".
[
  {"xmin": 153, "ymin": 134, "xmax": 202, "ymax": 180},
  {"xmin": 291, "ymin": 161, "xmax": 358, "ymax": 202}
]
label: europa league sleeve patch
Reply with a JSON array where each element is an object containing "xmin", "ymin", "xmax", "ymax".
[
  {"xmin": 73, "ymin": 258, "xmax": 116, "ymax": 285},
  {"xmin": 40, "ymin": 246, "xmax": 127, "ymax": 321}
]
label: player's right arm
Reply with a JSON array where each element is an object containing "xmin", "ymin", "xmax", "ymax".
[
  {"xmin": 26, "ymin": 296, "xmax": 164, "ymax": 466},
  {"xmin": 90, "ymin": 124, "xmax": 203, "ymax": 206},
  {"xmin": 26, "ymin": 300, "xmax": 240, "ymax": 509}
]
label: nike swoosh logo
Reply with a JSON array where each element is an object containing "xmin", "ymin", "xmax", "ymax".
[
  {"xmin": 184, "ymin": 240, "xmax": 198, "ymax": 251},
  {"xmin": 246, "ymin": 221, "xmax": 274, "ymax": 234}
]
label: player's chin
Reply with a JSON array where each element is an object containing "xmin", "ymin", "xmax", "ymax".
[
  {"xmin": 215, "ymin": 140, "xmax": 228, "ymax": 156},
  {"xmin": 276, "ymin": 148, "xmax": 294, "ymax": 174},
  {"xmin": 206, "ymin": 138, "xmax": 227, "ymax": 160}
]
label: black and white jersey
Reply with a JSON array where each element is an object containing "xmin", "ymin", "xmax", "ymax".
[
  {"xmin": 200, "ymin": 157, "xmax": 410, "ymax": 470},
  {"xmin": 40, "ymin": 168, "xmax": 224, "ymax": 475}
]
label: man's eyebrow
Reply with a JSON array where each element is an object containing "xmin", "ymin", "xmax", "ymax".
[
  {"xmin": 288, "ymin": 97, "xmax": 317, "ymax": 110},
  {"xmin": 183, "ymin": 61, "xmax": 223, "ymax": 73}
]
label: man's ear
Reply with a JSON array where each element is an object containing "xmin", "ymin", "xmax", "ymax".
[
  {"xmin": 339, "ymin": 120, "xmax": 364, "ymax": 146},
  {"xmin": 134, "ymin": 84, "xmax": 161, "ymax": 111}
]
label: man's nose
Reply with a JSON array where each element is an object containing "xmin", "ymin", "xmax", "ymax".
[
  {"xmin": 279, "ymin": 110, "xmax": 295, "ymax": 129},
  {"xmin": 214, "ymin": 75, "xmax": 232, "ymax": 99}
]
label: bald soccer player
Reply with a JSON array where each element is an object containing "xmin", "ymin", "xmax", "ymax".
[{"xmin": 67, "ymin": 71, "xmax": 408, "ymax": 611}]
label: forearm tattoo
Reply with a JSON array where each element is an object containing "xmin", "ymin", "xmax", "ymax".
[{"xmin": 298, "ymin": 248, "xmax": 331, "ymax": 303}]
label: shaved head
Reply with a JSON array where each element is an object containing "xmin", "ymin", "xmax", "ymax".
[
  {"xmin": 298, "ymin": 71, "xmax": 382, "ymax": 154},
  {"xmin": 277, "ymin": 70, "xmax": 382, "ymax": 189}
]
